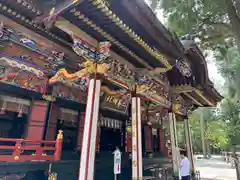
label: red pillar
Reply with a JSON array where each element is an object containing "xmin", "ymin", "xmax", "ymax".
[
  {"xmin": 144, "ymin": 125, "xmax": 153, "ymax": 153},
  {"xmin": 25, "ymin": 100, "xmax": 48, "ymax": 140},
  {"xmin": 45, "ymin": 103, "xmax": 59, "ymax": 140},
  {"xmin": 77, "ymin": 112, "xmax": 85, "ymax": 152},
  {"xmin": 125, "ymin": 132, "xmax": 132, "ymax": 152},
  {"xmin": 95, "ymin": 126, "xmax": 101, "ymax": 152},
  {"xmin": 159, "ymin": 128, "xmax": 168, "ymax": 157}
]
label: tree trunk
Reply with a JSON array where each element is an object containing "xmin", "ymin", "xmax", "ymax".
[
  {"xmin": 232, "ymin": 145, "xmax": 240, "ymax": 180},
  {"xmin": 225, "ymin": 0, "xmax": 240, "ymax": 50},
  {"xmin": 150, "ymin": 0, "xmax": 158, "ymax": 13},
  {"xmin": 200, "ymin": 110, "xmax": 206, "ymax": 156}
]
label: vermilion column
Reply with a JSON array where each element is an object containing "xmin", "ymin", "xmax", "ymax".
[
  {"xmin": 95, "ymin": 126, "xmax": 101, "ymax": 152},
  {"xmin": 45, "ymin": 103, "xmax": 59, "ymax": 140},
  {"xmin": 79, "ymin": 78, "xmax": 101, "ymax": 180},
  {"xmin": 25, "ymin": 100, "xmax": 48, "ymax": 140},
  {"xmin": 132, "ymin": 97, "xmax": 143, "ymax": 180},
  {"xmin": 125, "ymin": 121, "xmax": 132, "ymax": 152},
  {"xmin": 77, "ymin": 112, "xmax": 85, "ymax": 153},
  {"xmin": 144, "ymin": 125, "xmax": 152, "ymax": 153}
]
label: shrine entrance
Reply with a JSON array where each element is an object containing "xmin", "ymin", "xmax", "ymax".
[
  {"xmin": 8, "ymin": 112, "xmax": 27, "ymax": 139},
  {"xmin": 99, "ymin": 116, "xmax": 124, "ymax": 152},
  {"xmin": 100, "ymin": 127, "xmax": 122, "ymax": 152}
]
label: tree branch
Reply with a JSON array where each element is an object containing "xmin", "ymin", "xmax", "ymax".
[{"xmin": 225, "ymin": 0, "xmax": 240, "ymax": 49}]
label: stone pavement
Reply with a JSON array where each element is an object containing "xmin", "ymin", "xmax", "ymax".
[{"xmin": 195, "ymin": 155, "xmax": 236, "ymax": 180}]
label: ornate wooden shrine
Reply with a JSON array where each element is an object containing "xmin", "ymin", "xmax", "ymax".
[{"xmin": 0, "ymin": 0, "xmax": 222, "ymax": 180}]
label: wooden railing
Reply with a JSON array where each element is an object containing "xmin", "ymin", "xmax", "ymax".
[{"xmin": 0, "ymin": 130, "xmax": 63, "ymax": 162}]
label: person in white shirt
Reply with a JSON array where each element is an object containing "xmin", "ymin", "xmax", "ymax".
[{"xmin": 180, "ymin": 150, "xmax": 190, "ymax": 180}]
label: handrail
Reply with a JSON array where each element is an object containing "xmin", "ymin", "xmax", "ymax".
[
  {"xmin": 0, "ymin": 138, "xmax": 56, "ymax": 144},
  {"xmin": 0, "ymin": 130, "xmax": 63, "ymax": 162}
]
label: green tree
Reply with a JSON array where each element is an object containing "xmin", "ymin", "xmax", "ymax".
[
  {"xmin": 149, "ymin": 0, "xmax": 240, "ymax": 49},
  {"xmin": 220, "ymin": 99, "xmax": 240, "ymax": 146},
  {"xmin": 188, "ymin": 109, "xmax": 228, "ymax": 152}
]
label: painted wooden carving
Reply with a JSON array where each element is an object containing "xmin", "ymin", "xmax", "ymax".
[
  {"xmin": 52, "ymin": 83, "xmax": 87, "ymax": 103},
  {"xmin": 176, "ymin": 59, "xmax": 192, "ymax": 77},
  {"xmin": 49, "ymin": 60, "xmax": 109, "ymax": 85},
  {"xmin": 172, "ymin": 95, "xmax": 186, "ymax": 116},
  {"xmin": 0, "ymin": 22, "xmax": 66, "ymax": 74},
  {"xmin": 0, "ymin": 56, "xmax": 47, "ymax": 93},
  {"xmin": 107, "ymin": 59, "xmax": 136, "ymax": 89},
  {"xmin": 107, "ymin": 60, "xmax": 171, "ymax": 107},
  {"xmin": 100, "ymin": 89, "xmax": 131, "ymax": 114},
  {"xmin": 72, "ymin": 34, "xmax": 111, "ymax": 63}
]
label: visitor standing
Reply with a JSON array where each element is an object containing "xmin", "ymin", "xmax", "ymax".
[{"xmin": 180, "ymin": 150, "xmax": 190, "ymax": 180}]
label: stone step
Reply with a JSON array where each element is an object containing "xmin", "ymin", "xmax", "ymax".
[{"xmin": 143, "ymin": 176, "xmax": 155, "ymax": 180}]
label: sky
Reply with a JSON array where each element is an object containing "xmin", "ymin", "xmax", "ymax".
[{"xmin": 144, "ymin": 1, "xmax": 224, "ymax": 91}]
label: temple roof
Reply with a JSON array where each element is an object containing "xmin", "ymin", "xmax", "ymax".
[{"xmin": 170, "ymin": 39, "xmax": 223, "ymax": 107}]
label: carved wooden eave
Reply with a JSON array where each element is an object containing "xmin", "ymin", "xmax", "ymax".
[
  {"xmin": 194, "ymin": 89, "xmax": 215, "ymax": 107},
  {"xmin": 183, "ymin": 92, "xmax": 203, "ymax": 106},
  {"xmin": 0, "ymin": 15, "xmax": 80, "ymax": 69},
  {"xmin": 181, "ymin": 39, "xmax": 223, "ymax": 105},
  {"xmin": 51, "ymin": 18, "xmax": 171, "ymax": 107},
  {"xmin": 171, "ymin": 84, "xmax": 217, "ymax": 107}
]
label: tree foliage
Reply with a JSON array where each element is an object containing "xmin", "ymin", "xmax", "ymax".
[
  {"xmin": 149, "ymin": 0, "xmax": 240, "ymax": 49},
  {"xmin": 219, "ymin": 99, "xmax": 240, "ymax": 146},
  {"xmin": 189, "ymin": 109, "xmax": 228, "ymax": 152}
]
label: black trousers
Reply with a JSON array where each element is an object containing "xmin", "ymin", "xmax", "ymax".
[{"xmin": 181, "ymin": 175, "xmax": 190, "ymax": 180}]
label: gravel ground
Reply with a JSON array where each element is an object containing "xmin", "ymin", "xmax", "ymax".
[{"xmin": 195, "ymin": 155, "xmax": 236, "ymax": 180}]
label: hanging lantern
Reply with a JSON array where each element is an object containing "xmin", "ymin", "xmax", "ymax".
[
  {"xmin": 0, "ymin": 101, "xmax": 6, "ymax": 115},
  {"xmin": 18, "ymin": 104, "xmax": 23, "ymax": 118}
]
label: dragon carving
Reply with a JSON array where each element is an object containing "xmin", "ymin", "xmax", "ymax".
[{"xmin": 49, "ymin": 59, "xmax": 109, "ymax": 84}]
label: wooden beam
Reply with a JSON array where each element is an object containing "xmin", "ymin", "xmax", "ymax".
[
  {"xmin": 184, "ymin": 92, "xmax": 203, "ymax": 106},
  {"xmin": 171, "ymin": 85, "xmax": 195, "ymax": 93},
  {"xmin": 55, "ymin": 17, "xmax": 151, "ymax": 69},
  {"xmin": 195, "ymin": 89, "xmax": 214, "ymax": 106}
]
